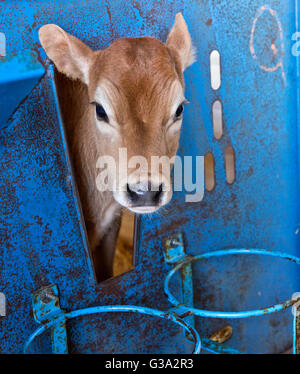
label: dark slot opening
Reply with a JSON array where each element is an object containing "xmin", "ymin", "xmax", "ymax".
[{"xmin": 54, "ymin": 68, "xmax": 136, "ymax": 283}]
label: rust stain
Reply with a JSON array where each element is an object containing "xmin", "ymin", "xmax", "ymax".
[
  {"xmin": 249, "ymin": 4, "xmax": 286, "ymax": 85},
  {"xmin": 209, "ymin": 325, "xmax": 233, "ymax": 343}
]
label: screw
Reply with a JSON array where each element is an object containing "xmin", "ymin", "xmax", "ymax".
[
  {"xmin": 39, "ymin": 288, "xmax": 57, "ymax": 304},
  {"xmin": 169, "ymin": 238, "xmax": 182, "ymax": 247}
]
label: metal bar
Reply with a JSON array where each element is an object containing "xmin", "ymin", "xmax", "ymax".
[
  {"xmin": 31, "ymin": 284, "xmax": 68, "ymax": 354},
  {"xmin": 293, "ymin": 300, "xmax": 300, "ymax": 354},
  {"xmin": 201, "ymin": 337, "xmax": 244, "ymax": 354},
  {"xmin": 164, "ymin": 233, "xmax": 195, "ymax": 336},
  {"xmin": 51, "ymin": 315, "xmax": 68, "ymax": 354},
  {"xmin": 24, "ymin": 304, "xmax": 201, "ymax": 354},
  {"xmin": 164, "ymin": 248, "xmax": 300, "ymax": 318},
  {"xmin": 180, "ymin": 261, "xmax": 195, "ymax": 334}
]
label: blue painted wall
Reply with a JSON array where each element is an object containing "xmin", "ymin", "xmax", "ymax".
[{"xmin": 0, "ymin": 0, "xmax": 299, "ymax": 353}]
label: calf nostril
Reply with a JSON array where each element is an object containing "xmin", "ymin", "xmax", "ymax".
[
  {"xmin": 154, "ymin": 184, "xmax": 163, "ymax": 202},
  {"xmin": 127, "ymin": 182, "xmax": 164, "ymax": 206},
  {"xmin": 126, "ymin": 184, "xmax": 139, "ymax": 202}
]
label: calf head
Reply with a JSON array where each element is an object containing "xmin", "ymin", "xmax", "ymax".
[{"xmin": 39, "ymin": 13, "xmax": 195, "ymax": 214}]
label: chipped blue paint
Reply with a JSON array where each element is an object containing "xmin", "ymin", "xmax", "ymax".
[
  {"xmin": 165, "ymin": 249, "xmax": 300, "ymax": 318},
  {"xmin": 165, "ymin": 248, "xmax": 300, "ymax": 353},
  {"xmin": 139, "ymin": 0, "xmax": 300, "ymax": 353},
  {"xmin": 164, "ymin": 234, "xmax": 195, "ymax": 336},
  {"xmin": 31, "ymin": 285, "xmax": 68, "ymax": 354},
  {"xmin": 200, "ymin": 337, "xmax": 244, "ymax": 355},
  {"xmin": 24, "ymin": 302, "xmax": 201, "ymax": 354},
  {"xmin": 164, "ymin": 233, "xmax": 187, "ymax": 264},
  {"xmin": 0, "ymin": 50, "xmax": 44, "ymax": 126},
  {"xmin": 0, "ymin": 0, "xmax": 300, "ymax": 354},
  {"xmin": 0, "ymin": 32, "xmax": 6, "ymax": 56}
]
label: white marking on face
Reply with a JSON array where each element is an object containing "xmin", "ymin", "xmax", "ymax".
[
  {"xmin": 165, "ymin": 80, "xmax": 185, "ymax": 135},
  {"xmin": 75, "ymin": 55, "xmax": 90, "ymax": 84},
  {"xmin": 94, "ymin": 83, "xmax": 120, "ymax": 138},
  {"xmin": 167, "ymin": 119, "xmax": 182, "ymax": 136},
  {"xmin": 127, "ymin": 206, "xmax": 158, "ymax": 214},
  {"xmin": 169, "ymin": 81, "xmax": 185, "ymax": 115}
]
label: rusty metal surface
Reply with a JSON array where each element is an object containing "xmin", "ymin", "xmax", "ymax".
[
  {"xmin": 0, "ymin": 0, "xmax": 191, "ymax": 352},
  {"xmin": 0, "ymin": 0, "xmax": 299, "ymax": 353},
  {"xmin": 31, "ymin": 285, "xmax": 68, "ymax": 354},
  {"xmin": 24, "ymin": 302, "xmax": 201, "ymax": 354},
  {"xmin": 164, "ymin": 234, "xmax": 195, "ymax": 337},
  {"xmin": 139, "ymin": 0, "xmax": 300, "ymax": 353},
  {"xmin": 0, "ymin": 52, "xmax": 189, "ymax": 353},
  {"xmin": 200, "ymin": 337, "xmax": 243, "ymax": 354},
  {"xmin": 0, "ymin": 50, "xmax": 45, "ymax": 126},
  {"xmin": 296, "ymin": 313, "xmax": 300, "ymax": 354}
]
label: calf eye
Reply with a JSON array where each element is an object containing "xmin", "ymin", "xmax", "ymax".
[
  {"xmin": 175, "ymin": 104, "xmax": 184, "ymax": 120},
  {"xmin": 95, "ymin": 104, "xmax": 109, "ymax": 122}
]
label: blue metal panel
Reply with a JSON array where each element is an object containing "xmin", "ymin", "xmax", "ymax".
[
  {"xmin": 138, "ymin": 0, "xmax": 300, "ymax": 353},
  {"xmin": 0, "ymin": 52, "xmax": 189, "ymax": 353},
  {"xmin": 0, "ymin": 0, "xmax": 299, "ymax": 354},
  {"xmin": 0, "ymin": 50, "xmax": 45, "ymax": 126}
]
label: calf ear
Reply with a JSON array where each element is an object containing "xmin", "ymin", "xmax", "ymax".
[
  {"xmin": 166, "ymin": 13, "xmax": 196, "ymax": 72},
  {"xmin": 39, "ymin": 24, "xmax": 93, "ymax": 84}
]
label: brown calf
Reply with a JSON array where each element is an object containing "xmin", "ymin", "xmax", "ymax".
[{"xmin": 39, "ymin": 13, "xmax": 195, "ymax": 281}]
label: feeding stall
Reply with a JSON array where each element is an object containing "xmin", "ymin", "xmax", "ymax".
[{"xmin": 0, "ymin": 0, "xmax": 300, "ymax": 354}]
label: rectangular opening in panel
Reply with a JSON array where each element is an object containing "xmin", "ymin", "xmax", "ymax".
[
  {"xmin": 210, "ymin": 50, "xmax": 221, "ymax": 90},
  {"xmin": 114, "ymin": 209, "xmax": 135, "ymax": 277},
  {"xmin": 54, "ymin": 69, "xmax": 136, "ymax": 284}
]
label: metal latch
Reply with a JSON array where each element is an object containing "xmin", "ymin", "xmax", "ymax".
[{"xmin": 31, "ymin": 284, "xmax": 68, "ymax": 354}]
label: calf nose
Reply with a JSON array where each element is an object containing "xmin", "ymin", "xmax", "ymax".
[{"xmin": 127, "ymin": 182, "xmax": 163, "ymax": 206}]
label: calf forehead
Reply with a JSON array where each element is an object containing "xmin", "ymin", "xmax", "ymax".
[
  {"xmin": 91, "ymin": 37, "xmax": 183, "ymax": 118},
  {"xmin": 100, "ymin": 37, "xmax": 177, "ymax": 73}
]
